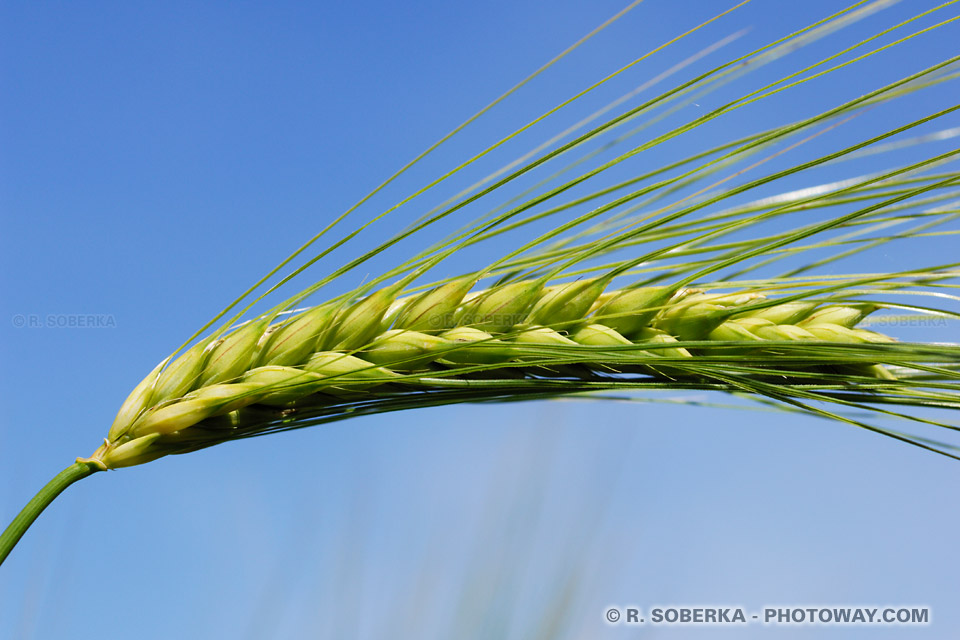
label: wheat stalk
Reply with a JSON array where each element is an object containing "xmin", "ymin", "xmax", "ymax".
[{"xmin": 2, "ymin": 0, "xmax": 959, "ymax": 572}]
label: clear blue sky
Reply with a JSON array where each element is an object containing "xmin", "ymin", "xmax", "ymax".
[{"xmin": 1, "ymin": 1, "xmax": 958, "ymax": 638}]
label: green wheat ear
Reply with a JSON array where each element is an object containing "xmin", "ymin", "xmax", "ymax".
[{"xmin": 3, "ymin": 0, "xmax": 960, "ymax": 567}]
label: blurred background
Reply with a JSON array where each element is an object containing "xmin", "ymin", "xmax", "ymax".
[{"xmin": 1, "ymin": 1, "xmax": 958, "ymax": 638}]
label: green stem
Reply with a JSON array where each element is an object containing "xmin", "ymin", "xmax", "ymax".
[{"xmin": 0, "ymin": 461, "xmax": 102, "ymax": 567}]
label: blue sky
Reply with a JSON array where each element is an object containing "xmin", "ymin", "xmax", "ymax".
[{"xmin": 2, "ymin": 1, "xmax": 959, "ymax": 638}]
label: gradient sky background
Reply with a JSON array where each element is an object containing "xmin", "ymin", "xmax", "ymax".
[{"xmin": 1, "ymin": 1, "xmax": 959, "ymax": 638}]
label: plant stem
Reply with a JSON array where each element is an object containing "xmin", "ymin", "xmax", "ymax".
[{"xmin": 0, "ymin": 461, "xmax": 102, "ymax": 567}]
